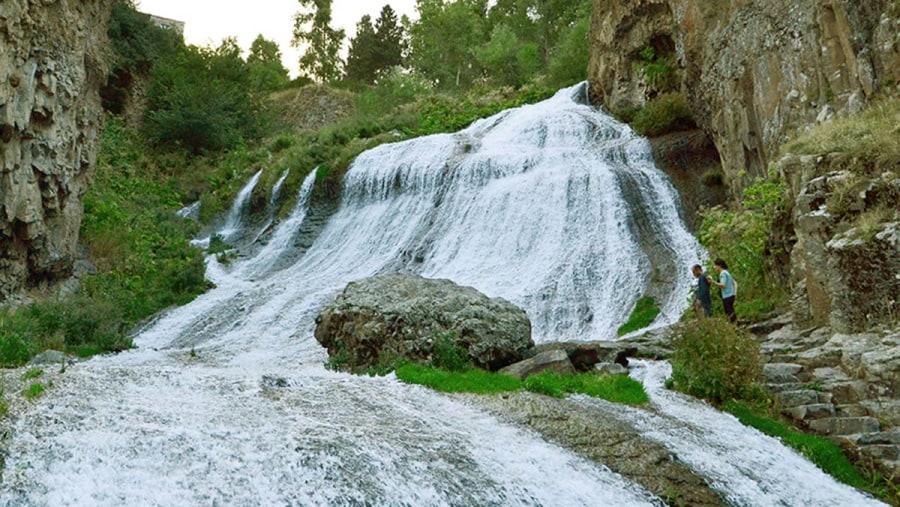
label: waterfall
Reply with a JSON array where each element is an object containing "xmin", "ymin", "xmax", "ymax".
[{"xmin": 2, "ymin": 84, "xmax": 877, "ymax": 506}]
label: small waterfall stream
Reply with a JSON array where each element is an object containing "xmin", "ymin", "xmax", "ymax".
[{"xmin": 0, "ymin": 84, "xmax": 883, "ymax": 506}]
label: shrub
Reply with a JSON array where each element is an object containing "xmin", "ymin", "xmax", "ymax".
[
  {"xmin": 631, "ymin": 92, "xmax": 696, "ymax": 137},
  {"xmin": 430, "ymin": 331, "xmax": 471, "ymax": 372},
  {"xmin": 617, "ymin": 296, "xmax": 660, "ymax": 336},
  {"xmin": 699, "ymin": 177, "xmax": 789, "ymax": 321},
  {"xmin": 669, "ymin": 318, "xmax": 765, "ymax": 405}
]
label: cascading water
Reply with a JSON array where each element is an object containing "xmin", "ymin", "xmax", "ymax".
[
  {"xmin": 1, "ymin": 84, "xmax": 879, "ymax": 506},
  {"xmin": 192, "ymin": 169, "xmax": 263, "ymax": 249},
  {"xmin": 252, "ymin": 168, "xmax": 292, "ymax": 245}
]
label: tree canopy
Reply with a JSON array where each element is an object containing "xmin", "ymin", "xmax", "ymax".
[{"xmin": 292, "ymin": 0, "xmax": 346, "ymax": 83}]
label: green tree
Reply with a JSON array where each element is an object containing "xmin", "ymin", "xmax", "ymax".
[
  {"xmin": 345, "ymin": 15, "xmax": 379, "ymax": 85},
  {"xmin": 408, "ymin": 0, "xmax": 488, "ymax": 90},
  {"xmin": 247, "ymin": 35, "xmax": 290, "ymax": 91},
  {"xmin": 475, "ymin": 23, "xmax": 540, "ymax": 87},
  {"xmin": 545, "ymin": 4, "xmax": 591, "ymax": 87},
  {"xmin": 144, "ymin": 38, "xmax": 263, "ymax": 153},
  {"xmin": 292, "ymin": 0, "xmax": 346, "ymax": 83},
  {"xmin": 372, "ymin": 5, "xmax": 406, "ymax": 73}
]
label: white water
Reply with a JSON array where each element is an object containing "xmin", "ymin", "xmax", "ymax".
[
  {"xmin": 192, "ymin": 169, "xmax": 263, "ymax": 249},
  {"xmin": 252, "ymin": 168, "xmax": 292, "ymax": 245},
  {"xmin": 570, "ymin": 360, "xmax": 885, "ymax": 506},
  {"xmin": 0, "ymin": 84, "xmax": 865, "ymax": 506}
]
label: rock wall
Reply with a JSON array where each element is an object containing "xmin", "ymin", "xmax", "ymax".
[
  {"xmin": 589, "ymin": 0, "xmax": 900, "ymax": 199},
  {"xmin": 0, "ymin": 0, "xmax": 110, "ymax": 299}
]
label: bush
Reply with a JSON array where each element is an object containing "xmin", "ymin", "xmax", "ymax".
[
  {"xmin": 631, "ymin": 92, "xmax": 696, "ymax": 137},
  {"xmin": 617, "ymin": 296, "xmax": 660, "ymax": 336},
  {"xmin": 669, "ymin": 318, "xmax": 765, "ymax": 405},
  {"xmin": 699, "ymin": 177, "xmax": 789, "ymax": 321}
]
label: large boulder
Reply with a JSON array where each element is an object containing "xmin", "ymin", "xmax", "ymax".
[{"xmin": 314, "ymin": 274, "xmax": 533, "ymax": 371}]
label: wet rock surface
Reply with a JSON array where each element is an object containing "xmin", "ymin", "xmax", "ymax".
[
  {"xmin": 461, "ymin": 391, "xmax": 727, "ymax": 507},
  {"xmin": 314, "ymin": 274, "xmax": 533, "ymax": 371}
]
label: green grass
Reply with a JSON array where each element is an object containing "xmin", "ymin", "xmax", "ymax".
[
  {"xmin": 23, "ymin": 383, "xmax": 45, "ymax": 401},
  {"xmin": 617, "ymin": 296, "xmax": 661, "ymax": 336},
  {"xmin": 525, "ymin": 371, "xmax": 649, "ymax": 404},
  {"xmin": 0, "ymin": 389, "xmax": 8, "ymax": 417},
  {"xmin": 725, "ymin": 401, "xmax": 870, "ymax": 490},
  {"xmin": 782, "ymin": 97, "xmax": 900, "ymax": 175},
  {"xmin": 395, "ymin": 364, "xmax": 522, "ymax": 394},
  {"xmin": 395, "ymin": 364, "xmax": 649, "ymax": 405},
  {"xmin": 20, "ymin": 368, "xmax": 42, "ymax": 381}
]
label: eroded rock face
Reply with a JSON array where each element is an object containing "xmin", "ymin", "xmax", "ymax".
[
  {"xmin": 589, "ymin": 0, "xmax": 900, "ymax": 199},
  {"xmin": 0, "ymin": 0, "xmax": 110, "ymax": 299},
  {"xmin": 781, "ymin": 154, "xmax": 900, "ymax": 331},
  {"xmin": 314, "ymin": 274, "xmax": 533, "ymax": 371}
]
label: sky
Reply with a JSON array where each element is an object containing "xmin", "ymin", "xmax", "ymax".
[{"xmin": 136, "ymin": 0, "xmax": 419, "ymax": 77}]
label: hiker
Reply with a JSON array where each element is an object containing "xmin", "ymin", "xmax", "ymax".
[
  {"xmin": 712, "ymin": 258, "xmax": 737, "ymax": 322},
  {"xmin": 691, "ymin": 264, "xmax": 713, "ymax": 317}
]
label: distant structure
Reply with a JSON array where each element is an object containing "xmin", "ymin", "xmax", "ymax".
[{"xmin": 145, "ymin": 13, "xmax": 185, "ymax": 34}]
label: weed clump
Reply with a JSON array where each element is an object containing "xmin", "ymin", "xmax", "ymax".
[
  {"xmin": 669, "ymin": 318, "xmax": 765, "ymax": 405},
  {"xmin": 617, "ymin": 296, "xmax": 660, "ymax": 336}
]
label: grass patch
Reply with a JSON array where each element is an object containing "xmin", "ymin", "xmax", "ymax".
[
  {"xmin": 782, "ymin": 97, "xmax": 900, "ymax": 175},
  {"xmin": 395, "ymin": 364, "xmax": 522, "ymax": 395},
  {"xmin": 725, "ymin": 401, "xmax": 873, "ymax": 491},
  {"xmin": 20, "ymin": 368, "xmax": 42, "ymax": 381},
  {"xmin": 631, "ymin": 92, "xmax": 696, "ymax": 137},
  {"xmin": 0, "ymin": 389, "xmax": 8, "ymax": 417},
  {"xmin": 23, "ymin": 383, "xmax": 45, "ymax": 401},
  {"xmin": 395, "ymin": 364, "xmax": 649, "ymax": 405},
  {"xmin": 617, "ymin": 296, "xmax": 660, "ymax": 336},
  {"xmin": 524, "ymin": 371, "xmax": 649, "ymax": 405}
]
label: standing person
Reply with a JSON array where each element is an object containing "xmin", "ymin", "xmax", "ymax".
[
  {"xmin": 713, "ymin": 258, "xmax": 737, "ymax": 322},
  {"xmin": 691, "ymin": 264, "xmax": 713, "ymax": 317}
]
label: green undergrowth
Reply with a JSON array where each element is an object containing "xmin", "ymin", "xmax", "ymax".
[
  {"xmin": 699, "ymin": 177, "xmax": 790, "ymax": 322},
  {"xmin": 0, "ymin": 119, "xmax": 209, "ymax": 367},
  {"xmin": 725, "ymin": 401, "xmax": 896, "ymax": 500},
  {"xmin": 395, "ymin": 364, "xmax": 648, "ymax": 405},
  {"xmin": 617, "ymin": 296, "xmax": 660, "ymax": 336},
  {"xmin": 617, "ymin": 92, "xmax": 696, "ymax": 137}
]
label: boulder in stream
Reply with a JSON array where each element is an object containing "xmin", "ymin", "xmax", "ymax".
[{"xmin": 314, "ymin": 274, "xmax": 533, "ymax": 371}]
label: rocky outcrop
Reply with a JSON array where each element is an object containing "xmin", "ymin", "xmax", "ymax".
[
  {"xmin": 781, "ymin": 154, "xmax": 900, "ymax": 331},
  {"xmin": 0, "ymin": 0, "xmax": 111, "ymax": 299},
  {"xmin": 314, "ymin": 274, "xmax": 533, "ymax": 371},
  {"xmin": 760, "ymin": 322, "xmax": 900, "ymax": 474},
  {"xmin": 589, "ymin": 0, "xmax": 900, "ymax": 200}
]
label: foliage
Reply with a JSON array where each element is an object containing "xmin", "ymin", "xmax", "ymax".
[
  {"xmin": 782, "ymin": 97, "xmax": 900, "ymax": 176},
  {"xmin": 292, "ymin": 0, "xmax": 346, "ymax": 83},
  {"xmin": 475, "ymin": 24, "xmax": 540, "ymax": 88},
  {"xmin": 430, "ymin": 332, "xmax": 472, "ymax": 372},
  {"xmin": 635, "ymin": 46, "xmax": 673, "ymax": 92},
  {"xmin": 345, "ymin": 6, "xmax": 406, "ymax": 86},
  {"xmin": 20, "ymin": 368, "xmax": 43, "ymax": 381},
  {"xmin": 631, "ymin": 92, "xmax": 696, "ymax": 137},
  {"xmin": 524, "ymin": 371, "xmax": 649, "ymax": 404},
  {"xmin": 669, "ymin": 318, "xmax": 766, "ymax": 405},
  {"xmin": 103, "ymin": 0, "xmax": 181, "ymax": 113},
  {"xmin": 144, "ymin": 38, "xmax": 267, "ymax": 153},
  {"xmin": 725, "ymin": 402, "xmax": 884, "ymax": 496},
  {"xmin": 247, "ymin": 35, "xmax": 291, "ymax": 91},
  {"xmin": 0, "ymin": 119, "xmax": 209, "ymax": 366},
  {"xmin": 408, "ymin": 0, "xmax": 487, "ymax": 90},
  {"xmin": 699, "ymin": 177, "xmax": 790, "ymax": 321},
  {"xmin": 23, "ymin": 383, "xmax": 46, "ymax": 401},
  {"xmin": 544, "ymin": 3, "xmax": 591, "ymax": 88},
  {"xmin": 617, "ymin": 296, "xmax": 661, "ymax": 336},
  {"xmin": 395, "ymin": 364, "xmax": 522, "ymax": 394}
]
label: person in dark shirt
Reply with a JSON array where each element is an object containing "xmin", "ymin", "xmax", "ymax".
[{"xmin": 691, "ymin": 264, "xmax": 713, "ymax": 317}]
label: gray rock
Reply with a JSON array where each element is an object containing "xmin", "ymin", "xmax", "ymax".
[
  {"xmin": 776, "ymin": 389, "xmax": 820, "ymax": 408},
  {"xmin": 27, "ymin": 350, "xmax": 71, "ymax": 366},
  {"xmin": 763, "ymin": 363, "xmax": 803, "ymax": 383},
  {"xmin": 500, "ymin": 350, "xmax": 575, "ymax": 380},
  {"xmin": 785, "ymin": 403, "xmax": 835, "ymax": 421},
  {"xmin": 594, "ymin": 362, "xmax": 628, "ymax": 376},
  {"xmin": 808, "ymin": 417, "xmax": 880, "ymax": 436},
  {"xmin": 314, "ymin": 274, "xmax": 533, "ymax": 371}
]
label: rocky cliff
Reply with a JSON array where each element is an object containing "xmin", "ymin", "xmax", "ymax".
[
  {"xmin": 0, "ymin": 0, "xmax": 110, "ymax": 299},
  {"xmin": 589, "ymin": 0, "xmax": 899, "ymax": 199}
]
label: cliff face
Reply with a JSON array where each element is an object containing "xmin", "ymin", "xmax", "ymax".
[
  {"xmin": 589, "ymin": 0, "xmax": 900, "ymax": 198},
  {"xmin": 0, "ymin": 0, "xmax": 110, "ymax": 299}
]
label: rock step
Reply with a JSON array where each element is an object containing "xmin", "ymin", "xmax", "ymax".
[
  {"xmin": 766, "ymin": 382, "xmax": 807, "ymax": 393},
  {"xmin": 783, "ymin": 403, "xmax": 835, "ymax": 421},
  {"xmin": 834, "ymin": 404, "xmax": 869, "ymax": 418},
  {"xmin": 808, "ymin": 417, "xmax": 881, "ymax": 436},
  {"xmin": 776, "ymin": 389, "xmax": 831, "ymax": 408},
  {"xmin": 763, "ymin": 363, "xmax": 805, "ymax": 383}
]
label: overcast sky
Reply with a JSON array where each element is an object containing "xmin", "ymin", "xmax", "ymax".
[{"xmin": 137, "ymin": 0, "xmax": 418, "ymax": 77}]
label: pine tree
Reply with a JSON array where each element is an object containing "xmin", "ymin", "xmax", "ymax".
[
  {"xmin": 372, "ymin": 5, "xmax": 405, "ymax": 73},
  {"xmin": 345, "ymin": 15, "xmax": 379, "ymax": 85}
]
